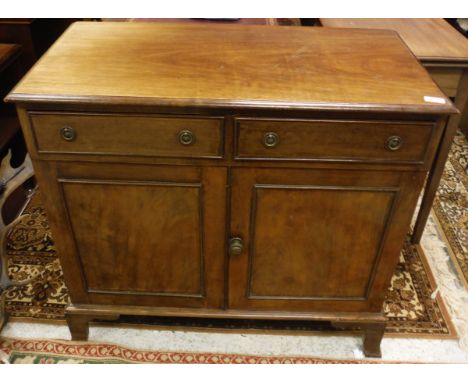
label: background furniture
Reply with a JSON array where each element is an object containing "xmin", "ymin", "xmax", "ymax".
[
  {"xmin": 0, "ymin": 18, "xmax": 80, "ymax": 332},
  {"xmin": 104, "ymin": 18, "xmax": 301, "ymax": 26},
  {"xmin": 0, "ymin": 42, "xmax": 30, "ymax": 232},
  {"xmin": 0, "ymin": 19, "xmax": 78, "ymax": 70},
  {"xmin": 0, "ymin": 43, "xmax": 22, "ymax": 114},
  {"xmin": 1, "ymin": 19, "xmax": 81, "ymax": 220},
  {"xmin": 0, "ymin": 19, "xmax": 78, "ymax": 126},
  {"xmin": 0, "ymin": 151, "xmax": 36, "ymax": 331},
  {"xmin": 6, "ymin": 22, "xmax": 456, "ymax": 357},
  {"xmin": 445, "ymin": 19, "xmax": 468, "ymax": 38},
  {"xmin": 0, "ymin": 43, "xmax": 24, "ymax": 164},
  {"xmin": 320, "ymin": 18, "xmax": 468, "ymax": 244}
]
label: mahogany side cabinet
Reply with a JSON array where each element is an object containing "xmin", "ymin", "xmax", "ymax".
[{"xmin": 6, "ymin": 22, "xmax": 457, "ymax": 357}]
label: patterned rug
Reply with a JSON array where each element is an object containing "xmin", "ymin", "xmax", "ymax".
[
  {"xmin": 2, "ymin": 193, "xmax": 456, "ymax": 338},
  {"xmin": 433, "ymin": 130, "xmax": 468, "ymax": 289},
  {"xmin": 0, "ymin": 338, "xmax": 406, "ymax": 364}
]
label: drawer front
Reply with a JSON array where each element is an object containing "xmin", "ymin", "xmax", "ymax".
[
  {"xmin": 426, "ymin": 68, "xmax": 462, "ymax": 98},
  {"xmin": 235, "ymin": 118, "xmax": 436, "ymax": 164},
  {"xmin": 30, "ymin": 113, "xmax": 224, "ymax": 158}
]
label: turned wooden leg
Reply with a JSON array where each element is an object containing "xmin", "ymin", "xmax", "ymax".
[
  {"xmin": 362, "ymin": 323, "xmax": 386, "ymax": 358},
  {"xmin": 66, "ymin": 314, "xmax": 90, "ymax": 341}
]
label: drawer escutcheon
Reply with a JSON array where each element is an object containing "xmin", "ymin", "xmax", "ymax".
[
  {"xmin": 263, "ymin": 132, "xmax": 279, "ymax": 148},
  {"xmin": 60, "ymin": 126, "xmax": 76, "ymax": 142},
  {"xmin": 178, "ymin": 130, "xmax": 195, "ymax": 146},
  {"xmin": 386, "ymin": 136, "xmax": 403, "ymax": 151}
]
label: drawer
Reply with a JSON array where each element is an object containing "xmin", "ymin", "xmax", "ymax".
[
  {"xmin": 426, "ymin": 68, "xmax": 462, "ymax": 98},
  {"xmin": 235, "ymin": 118, "xmax": 437, "ymax": 164},
  {"xmin": 29, "ymin": 112, "xmax": 224, "ymax": 158}
]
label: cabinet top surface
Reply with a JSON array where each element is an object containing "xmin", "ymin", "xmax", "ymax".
[
  {"xmin": 321, "ymin": 19, "xmax": 468, "ymax": 64},
  {"xmin": 6, "ymin": 22, "xmax": 456, "ymax": 114}
]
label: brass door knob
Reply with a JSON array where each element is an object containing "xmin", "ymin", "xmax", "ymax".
[
  {"xmin": 263, "ymin": 132, "xmax": 279, "ymax": 148},
  {"xmin": 178, "ymin": 130, "xmax": 195, "ymax": 145},
  {"xmin": 386, "ymin": 136, "xmax": 402, "ymax": 151},
  {"xmin": 60, "ymin": 126, "xmax": 76, "ymax": 141},
  {"xmin": 229, "ymin": 237, "xmax": 244, "ymax": 256}
]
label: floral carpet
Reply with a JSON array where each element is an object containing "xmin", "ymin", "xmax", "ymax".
[
  {"xmin": 432, "ymin": 131, "xmax": 468, "ymax": 289},
  {"xmin": 2, "ymin": 193, "xmax": 455, "ymax": 338}
]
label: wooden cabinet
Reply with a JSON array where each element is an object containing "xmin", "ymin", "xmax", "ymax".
[{"xmin": 6, "ymin": 22, "xmax": 457, "ymax": 357}]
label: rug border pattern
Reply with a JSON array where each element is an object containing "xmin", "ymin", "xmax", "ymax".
[{"xmin": 0, "ymin": 337, "xmax": 411, "ymax": 364}]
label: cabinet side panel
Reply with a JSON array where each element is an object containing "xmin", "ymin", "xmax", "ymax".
[
  {"xmin": 367, "ymin": 171, "xmax": 426, "ymax": 309},
  {"xmin": 26, "ymin": 161, "xmax": 89, "ymax": 302}
]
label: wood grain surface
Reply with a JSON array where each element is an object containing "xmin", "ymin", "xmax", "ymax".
[
  {"xmin": 320, "ymin": 19, "xmax": 468, "ymax": 63},
  {"xmin": 228, "ymin": 167, "xmax": 426, "ymax": 312},
  {"xmin": 6, "ymin": 22, "xmax": 455, "ymax": 114},
  {"xmin": 29, "ymin": 112, "xmax": 224, "ymax": 158},
  {"xmin": 0, "ymin": 43, "xmax": 21, "ymax": 70},
  {"xmin": 235, "ymin": 118, "xmax": 436, "ymax": 164}
]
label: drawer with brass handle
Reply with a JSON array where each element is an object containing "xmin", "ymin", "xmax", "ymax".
[
  {"xmin": 29, "ymin": 112, "xmax": 225, "ymax": 159},
  {"xmin": 235, "ymin": 118, "xmax": 437, "ymax": 165}
]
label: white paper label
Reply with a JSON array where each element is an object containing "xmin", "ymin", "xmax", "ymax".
[{"xmin": 424, "ymin": 96, "xmax": 446, "ymax": 104}]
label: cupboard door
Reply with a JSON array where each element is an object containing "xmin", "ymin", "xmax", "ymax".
[
  {"xmin": 52, "ymin": 163, "xmax": 226, "ymax": 308},
  {"xmin": 228, "ymin": 168, "xmax": 424, "ymax": 312}
]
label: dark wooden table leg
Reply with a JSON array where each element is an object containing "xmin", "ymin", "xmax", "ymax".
[
  {"xmin": 66, "ymin": 307, "xmax": 120, "ymax": 341},
  {"xmin": 362, "ymin": 323, "xmax": 386, "ymax": 358},
  {"xmin": 412, "ymin": 69, "xmax": 468, "ymax": 244},
  {"xmin": 66, "ymin": 314, "xmax": 91, "ymax": 341},
  {"xmin": 460, "ymin": 84, "xmax": 468, "ymax": 137},
  {"xmin": 331, "ymin": 317, "xmax": 386, "ymax": 358}
]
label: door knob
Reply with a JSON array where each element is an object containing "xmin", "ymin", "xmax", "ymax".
[{"xmin": 229, "ymin": 237, "xmax": 244, "ymax": 256}]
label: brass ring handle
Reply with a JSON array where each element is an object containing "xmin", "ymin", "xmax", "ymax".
[
  {"xmin": 178, "ymin": 130, "xmax": 195, "ymax": 146},
  {"xmin": 263, "ymin": 132, "xmax": 279, "ymax": 148},
  {"xmin": 60, "ymin": 126, "xmax": 76, "ymax": 142},
  {"xmin": 229, "ymin": 237, "xmax": 244, "ymax": 256},
  {"xmin": 386, "ymin": 136, "xmax": 402, "ymax": 151}
]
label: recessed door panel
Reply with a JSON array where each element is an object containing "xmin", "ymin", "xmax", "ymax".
[
  {"xmin": 229, "ymin": 168, "xmax": 421, "ymax": 312},
  {"xmin": 248, "ymin": 186, "xmax": 395, "ymax": 298},
  {"xmin": 57, "ymin": 164, "xmax": 226, "ymax": 308},
  {"xmin": 62, "ymin": 180, "xmax": 204, "ymax": 296}
]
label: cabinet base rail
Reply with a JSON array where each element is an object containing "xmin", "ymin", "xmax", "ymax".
[{"xmin": 65, "ymin": 304, "xmax": 386, "ymax": 358}]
